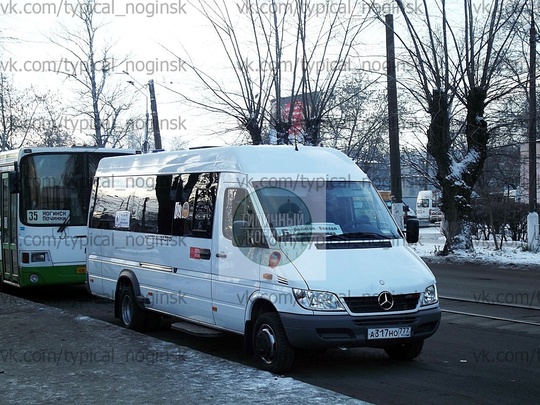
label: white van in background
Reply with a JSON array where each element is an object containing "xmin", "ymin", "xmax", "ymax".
[
  {"xmin": 86, "ymin": 145, "xmax": 441, "ymax": 373},
  {"xmin": 416, "ymin": 189, "xmax": 443, "ymax": 223}
]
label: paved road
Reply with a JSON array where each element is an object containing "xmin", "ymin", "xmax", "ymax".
[
  {"xmin": 4, "ymin": 261, "xmax": 540, "ymax": 404},
  {"xmin": 0, "ymin": 290, "xmax": 364, "ymax": 405},
  {"xmin": 428, "ymin": 260, "xmax": 540, "ymax": 306}
]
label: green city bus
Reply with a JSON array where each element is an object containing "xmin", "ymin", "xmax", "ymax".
[{"xmin": 0, "ymin": 146, "xmax": 137, "ymax": 287}]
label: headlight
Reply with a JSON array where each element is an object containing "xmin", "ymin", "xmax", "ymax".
[
  {"xmin": 422, "ymin": 284, "xmax": 438, "ymax": 306},
  {"xmin": 293, "ymin": 288, "xmax": 345, "ymax": 311}
]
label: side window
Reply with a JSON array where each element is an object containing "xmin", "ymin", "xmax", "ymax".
[
  {"xmin": 223, "ymin": 187, "xmax": 266, "ymax": 247},
  {"xmin": 171, "ymin": 173, "xmax": 218, "ymax": 238},
  {"xmin": 90, "ymin": 173, "xmax": 218, "ymax": 238},
  {"xmin": 90, "ymin": 178, "xmax": 117, "ymax": 230},
  {"xmin": 223, "ymin": 188, "xmax": 249, "ymax": 240},
  {"xmin": 90, "ymin": 175, "xmax": 160, "ymax": 233},
  {"xmin": 126, "ymin": 176, "xmax": 159, "ymax": 233}
]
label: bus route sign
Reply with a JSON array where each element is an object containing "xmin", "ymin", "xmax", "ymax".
[{"xmin": 27, "ymin": 210, "xmax": 70, "ymax": 224}]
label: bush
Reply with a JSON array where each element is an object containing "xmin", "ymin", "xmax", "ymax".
[{"xmin": 470, "ymin": 199, "xmax": 529, "ymax": 248}]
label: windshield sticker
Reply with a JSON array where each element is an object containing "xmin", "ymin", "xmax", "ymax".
[
  {"xmin": 182, "ymin": 202, "xmax": 190, "ymax": 218},
  {"xmin": 27, "ymin": 210, "xmax": 69, "ymax": 224},
  {"xmin": 114, "ymin": 211, "xmax": 131, "ymax": 229},
  {"xmin": 274, "ymin": 223, "xmax": 343, "ymax": 237},
  {"xmin": 174, "ymin": 202, "xmax": 182, "ymax": 219},
  {"xmin": 174, "ymin": 202, "xmax": 190, "ymax": 219}
]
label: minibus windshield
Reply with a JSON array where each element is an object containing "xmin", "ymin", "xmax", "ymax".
[{"xmin": 253, "ymin": 180, "xmax": 402, "ymax": 241}]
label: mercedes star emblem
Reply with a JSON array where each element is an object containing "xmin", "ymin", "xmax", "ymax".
[{"xmin": 378, "ymin": 291, "xmax": 394, "ymax": 310}]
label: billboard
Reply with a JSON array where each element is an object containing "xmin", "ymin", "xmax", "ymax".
[{"xmin": 269, "ymin": 92, "xmax": 319, "ymax": 144}]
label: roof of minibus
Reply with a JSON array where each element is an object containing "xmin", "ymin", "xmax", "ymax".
[{"xmin": 95, "ymin": 145, "xmax": 368, "ymax": 181}]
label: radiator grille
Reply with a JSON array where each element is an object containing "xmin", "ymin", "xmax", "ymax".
[{"xmin": 343, "ymin": 293, "xmax": 420, "ymax": 313}]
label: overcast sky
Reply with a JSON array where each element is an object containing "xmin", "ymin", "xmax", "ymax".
[{"xmin": 1, "ymin": 0, "xmax": 433, "ymax": 148}]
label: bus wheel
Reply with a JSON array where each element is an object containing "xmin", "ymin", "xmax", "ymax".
[
  {"xmin": 253, "ymin": 313, "xmax": 295, "ymax": 373},
  {"xmin": 384, "ymin": 340, "xmax": 424, "ymax": 360},
  {"xmin": 119, "ymin": 284, "xmax": 147, "ymax": 332}
]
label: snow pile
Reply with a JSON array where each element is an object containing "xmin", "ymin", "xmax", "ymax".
[{"xmin": 411, "ymin": 226, "xmax": 540, "ymax": 268}]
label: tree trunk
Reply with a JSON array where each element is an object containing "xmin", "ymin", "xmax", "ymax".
[
  {"xmin": 429, "ymin": 87, "xmax": 489, "ymax": 254},
  {"xmin": 275, "ymin": 121, "xmax": 291, "ymax": 145},
  {"xmin": 426, "ymin": 90, "xmax": 455, "ymax": 254},
  {"xmin": 246, "ymin": 116, "xmax": 262, "ymax": 145},
  {"xmin": 304, "ymin": 117, "xmax": 322, "ymax": 146}
]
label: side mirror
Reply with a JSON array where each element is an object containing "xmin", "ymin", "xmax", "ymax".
[
  {"xmin": 405, "ymin": 218, "xmax": 420, "ymax": 243},
  {"xmin": 8, "ymin": 171, "xmax": 19, "ymax": 194}
]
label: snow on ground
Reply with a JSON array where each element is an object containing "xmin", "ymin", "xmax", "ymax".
[{"xmin": 411, "ymin": 225, "xmax": 540, "ymax": 269}]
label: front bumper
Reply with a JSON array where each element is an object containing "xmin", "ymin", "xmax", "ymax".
[{"xmin": 280, "ymin": 306, "xmax": 441, "ymax": 349}]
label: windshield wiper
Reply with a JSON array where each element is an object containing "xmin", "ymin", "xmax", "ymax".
[
  {"xmin": 326, "ymin": 232, "xmax": 392, "ymax": 240},
  {"xmin": 322, "ymin": 233, "xmax": 349, "ymax": 241},
  {"xmin": 57, "ymin": 214, "xmax": 71, "ymax": 233},
  {"xmin": 276, "ymin": 232, "xmax": 312, "ymax": 241}
]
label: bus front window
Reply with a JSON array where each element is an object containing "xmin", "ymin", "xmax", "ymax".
[
  {"xmin": 253, "ymin": 180, "xmax": 401, "ymax": 241},
  {"xmin": 20, "ymin": 154, "xmax": 88, "ymax": 226}
]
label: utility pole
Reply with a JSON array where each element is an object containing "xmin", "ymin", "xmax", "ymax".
[
  {"xmin": 0, "ymin": 89, "xmax": 5, "ymax": 151},
  {"xmin": 527, "ymin": 2, "xmax": 538, "ymax": 252},
  {"xmin": 148, "ymin": 79, "xmax": 162, "ymax": 151},
  {"xmin": 386, "ymin": 14, "xmax": 404, "ymax": 229},
  {"xmin": 143, "ymin": 105, "xmax": 149, "ymax": 153}
]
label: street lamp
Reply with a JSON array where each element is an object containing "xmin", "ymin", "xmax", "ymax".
[
  {"xmin": 127, "ymin": 80, "xmax": 149, "ymax": 154},
  {"xmin": 123, "ymin": 71, "xmax": 150, "ymax": 154}
]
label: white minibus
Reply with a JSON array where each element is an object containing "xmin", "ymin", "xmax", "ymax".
[
  {"xmin": 416, "ymin": 189, "xmax": 443, "ymax": 223},
  {"xmin": 87, "ymin": 145, "xmax": 440, "ymax": 373}
]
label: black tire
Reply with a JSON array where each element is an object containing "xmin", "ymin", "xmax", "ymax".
[
  {"xmin": 119, "ymin": 284, "xmax": 147, "ymax": 331},
  {"xmin": 253, "ymin": 312, "xmax": 295, "ymax": 373},
  {"xmin": 384, "ymin": 340, "xmax": 424, "ymax": 360}
]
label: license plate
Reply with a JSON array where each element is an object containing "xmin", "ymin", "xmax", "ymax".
[
  {"xmin": 367, "ymin": 327, "xmax": 411, "ymax": 340},
  {"xmin": 76, "ymin": 267, "xmax": 86, "ymax": 274}
]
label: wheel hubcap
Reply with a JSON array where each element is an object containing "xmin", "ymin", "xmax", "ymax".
[
  {"xmin": 121, "ymin": 295, "xmax": 133, "ymax": 326},
  {"xmin": 255, "ymin": 325, "xmax": 276, "ymax": 364}
]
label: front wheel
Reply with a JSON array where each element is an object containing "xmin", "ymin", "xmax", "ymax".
[
  {"xmin": 253, "ymin": 312, "xmax": 295, "ymax": 373},
  {"xmin": 384, "ymin": 340, "xmax": 424, "ymax": 360}
]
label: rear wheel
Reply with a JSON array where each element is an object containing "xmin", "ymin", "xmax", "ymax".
[
  {"xmin": 384, "ymin": 340, "xmax": 424, "ymax": 360},
  {"xmin": 253, "ymin": 312, "xmax": 295, "ymax": 373},
  {"xmin": 119, "ymin": 284, "xmax": 147, "ymax": 331}
]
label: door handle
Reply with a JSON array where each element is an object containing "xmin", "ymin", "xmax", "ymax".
[{"xmin": 215, "ymin": 252, "xmax": 227, "ymax": 258}]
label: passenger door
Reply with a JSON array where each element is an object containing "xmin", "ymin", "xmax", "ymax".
[
  {"xmin": 159, "ymin": 172, "xmax": 218, "ymax": 325},
  {"xmin": 1, "ymin": 173, "xmax": 18, "ymax": 284},
  {"xmin": 211, "ymin": 183, "xmax": 262, "ymax": 333}
]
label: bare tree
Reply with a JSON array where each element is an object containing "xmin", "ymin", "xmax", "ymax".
[
  {"xmin": 161, "ymin": 0, "xmax": 278, "ymax": 145},
  {"xmin": 0, "ymin": 74, "xmax": 72, "ymax": 149},
  {"xmin": 169, "ymin": 0, "xmax": 371, "ymax": 146},
  {"xmin": 391, "ymin": 0, "xmax": 526, "ymax": 254},
  {"xmin": 50, "ymin": 0, "xmax": 136, "ymax": 147},
  {"xmin": 325, "ymin": 72, "xmax": 388, "ymax": 161},
  {"xmin": 294, "ymin": 0, "xmax": 368, "ymax": 146},
  {"xmin": 31, "ymin": 91, "xmax": 74, "ymax": 147},
  {"xmin": 327, "ymin": 87, "xmax": 391, "ymax": 187},
  {"xmin": 0, "ymin": 73, "xmax": 23, "ymax": 150},
  {"xmin": 167, "ymin": 135, "xmax": 189, "ymax": 151}
]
